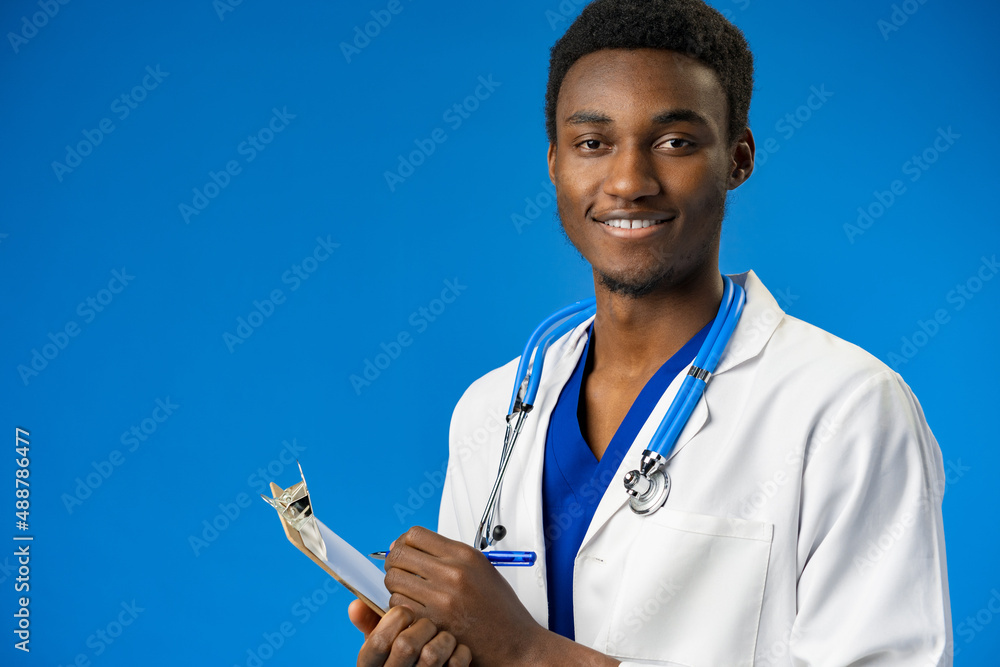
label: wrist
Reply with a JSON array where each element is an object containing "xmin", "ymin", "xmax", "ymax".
[
  {"xmin": 513, "ymin": 626, "xmax": 620, "ymax": 667},
  {"xmin": 499, "ymin": 622, "xmax": 548, "ymax": 667}
]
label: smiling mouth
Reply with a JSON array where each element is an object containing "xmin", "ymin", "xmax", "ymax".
[{"xmin": 599, "ymin": 218, "xmax": 672, "ymax": 229}]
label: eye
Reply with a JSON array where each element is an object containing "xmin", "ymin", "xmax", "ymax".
[
  {"xmin": 659, "ymin": 137, "xmax": 693, "ymax": 149},
  {"xmin": 576, "ymin": 139, "xmax": 606, "ymax": 151}
]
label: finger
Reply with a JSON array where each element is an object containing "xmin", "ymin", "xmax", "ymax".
[
  {"xmin": 385, "ymin": 567, "xmax": 438, "ymax": 610},
  {"xmin": 447, "ymin": 644, "xmax": 472, "ymax": 667},
  {"xmin": 414, "ymin": 631, "xmax": 458, "ymax": 667},
  {"xmin": 387, "ymin": 590, "xmax": 427, "ymax": 617},
  {"xmin": 348, "ymin": 598, "xmax": 380, "ymax": 637},
  {"xmin": 357, "ymin": 606, "xmax": 415, "ymax": 667},
  {"xmin": 385, "ymin": 540, "xmax": 449, "ymax": 580},
  {"xmin": 398, "ymin": 526, "xmax": 458, "ymax": 559},
  {"xmin": 384, "ymin": 618, "xmax": 438, "ymax": 667}
]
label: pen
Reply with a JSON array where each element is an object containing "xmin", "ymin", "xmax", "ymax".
[{"xmin": 369, "ymin": 550, "xmax": 537, "ymax": 567}]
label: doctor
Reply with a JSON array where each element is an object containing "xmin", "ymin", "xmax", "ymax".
[{"xmin": 350, "ymin": 0, "xmax": 952, "ymax": 665}]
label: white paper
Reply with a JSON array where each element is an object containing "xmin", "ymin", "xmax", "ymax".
[{"xmin": 310, "ymin": 517, "xmax": 391, "ymax": 612}]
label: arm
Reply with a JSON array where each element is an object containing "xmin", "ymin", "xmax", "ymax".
[{"xmin": 790, "ymin": 370, "xmax": 952, "ymax": 665}]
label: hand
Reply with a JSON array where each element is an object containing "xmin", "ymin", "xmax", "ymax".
[
  {"xmin": 383, "ymin": 527, "xmax": 547, "ymax": 666},
  {"xmin": 349, "ymin": 599, "xmax": 472, "ymax": 667}
]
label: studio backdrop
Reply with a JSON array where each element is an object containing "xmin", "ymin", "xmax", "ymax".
[{"xmin": 2, "ymin": 0, "xmax": 997, "ymax": 664}]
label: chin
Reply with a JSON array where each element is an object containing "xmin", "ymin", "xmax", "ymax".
[{"xmin": 596, "ymin": 267, "xmax": 674, "ymax": 299}]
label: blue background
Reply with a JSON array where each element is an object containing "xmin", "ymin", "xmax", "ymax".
[{"xmin": 2, "ymin": 0, "xmax": 997, "ymax": 664}]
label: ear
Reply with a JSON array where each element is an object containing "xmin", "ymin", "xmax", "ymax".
[
  {"xmin": 547, "ymin": 142, "xmax": 558, "ymax": 187},
  {"xmin": 727, "ymin": 127, "xmax": 755, "ymax": 190}
]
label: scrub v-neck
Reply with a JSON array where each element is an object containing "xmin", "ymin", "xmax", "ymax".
[{"xmin": 541, "ymin": 319, "xmax": 712, "ymax": 640}]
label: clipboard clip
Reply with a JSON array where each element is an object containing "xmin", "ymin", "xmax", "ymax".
[{"xmin": 260, "ymin": 460, "xmax": 328, "ymax": 562}]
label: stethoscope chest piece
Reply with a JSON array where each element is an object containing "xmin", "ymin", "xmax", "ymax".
[{"xmin": 624, "ymin": 468, "xmax": 670, "ymax": 515}]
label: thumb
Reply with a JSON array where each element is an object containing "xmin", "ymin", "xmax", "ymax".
[{"xmin": 347, "ymin": 598, "xmax": 381, "ymax": 637}]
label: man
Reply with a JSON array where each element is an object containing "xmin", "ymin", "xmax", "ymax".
[{"xmin": 349, "ymin": 0, "xmax": 952, "ymax": 664}]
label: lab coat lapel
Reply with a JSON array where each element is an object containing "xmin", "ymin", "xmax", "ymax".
[
  {"xmin": 661, "ymin": 270, "xmax": 783, "ymax": 458},
  {"xmin": 505, "ymin": 315, "xmax": 594, "ymax": 623},
  {"xmin": 578, "ymin": 271, "xmax": 783, "ymax": 552}
]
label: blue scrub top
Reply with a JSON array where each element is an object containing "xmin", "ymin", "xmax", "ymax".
[{"xmin": 541, "ymin": 320, "xmax": 712, "ymax": 640}]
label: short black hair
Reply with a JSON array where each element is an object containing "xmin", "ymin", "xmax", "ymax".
[{"xmin": 545, "ymin": 0, "xmax": 754, "ymax": 148}]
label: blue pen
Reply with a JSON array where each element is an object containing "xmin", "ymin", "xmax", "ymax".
[{"xmin": 369, "ymin": 550, "xmax": 536, "ymax": 567}]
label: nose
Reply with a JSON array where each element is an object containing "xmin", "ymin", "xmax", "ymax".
[{"xmin": 603, "ymin": 145, "xmax": 661, "ymax": 201}]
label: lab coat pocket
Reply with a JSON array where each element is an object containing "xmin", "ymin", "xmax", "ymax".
[{"xmin": 605, "ymin": 509, "xmax": 773, "ymax": 667}]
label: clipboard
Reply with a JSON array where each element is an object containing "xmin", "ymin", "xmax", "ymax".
[{"xmin": 262, "ymin": 463, "xmax": 390, "ymax": 616}]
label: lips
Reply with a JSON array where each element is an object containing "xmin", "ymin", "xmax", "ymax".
[{"xmin": 593, "ymin": 211, "xmax": 676, "ymax": 238}]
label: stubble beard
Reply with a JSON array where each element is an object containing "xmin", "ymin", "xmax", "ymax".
[{"xmin": 558, "ymin": 189, "xmax": 728, "ymax": 300}]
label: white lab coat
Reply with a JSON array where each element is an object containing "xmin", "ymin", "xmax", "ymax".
[{"xmin": 438, "ymin": 270, "xmax": 952, "ymax": 666}]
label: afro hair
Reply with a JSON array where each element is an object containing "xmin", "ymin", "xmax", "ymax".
[{"xmin": 545, "ymin": 0, "xmax": 754, "ymax": 147}]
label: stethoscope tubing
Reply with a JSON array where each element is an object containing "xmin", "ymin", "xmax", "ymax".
[
  {"xmin": 508, "ymin": 296, "xmax": 597, "ymax": 414},
  {"xmin": 479, "ymin": 299, "xmax": 596, "ymax": 548},
  {"xmin": 522, "ymin": 305, "xmax": 597, "ymax": 409},
  {"xmin": 645, "ymin": 276, "xmax": 745, "ymax": 461},
  {"xmin": 478, "ymin": 275, "xmax": 745, "ymax": 548}
]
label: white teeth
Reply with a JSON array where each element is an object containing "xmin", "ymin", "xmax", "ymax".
[{"xmin": 602, "ymin": 219, "xmax": 664, "ymax": 229}]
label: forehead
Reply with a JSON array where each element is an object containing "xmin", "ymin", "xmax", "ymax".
[{"xmin": 556, "ymin": 48, "xmax": 727, "ymax": 132}]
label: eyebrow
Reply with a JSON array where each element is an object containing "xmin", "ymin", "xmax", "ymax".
[{"xmin": 565, "ymin": 108, "xmax": 711, "ymax": 127}]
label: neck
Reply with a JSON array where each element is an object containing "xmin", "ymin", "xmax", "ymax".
[{"xmin": 590, "ymin": 264, "xmax": 724, "ymax": 380}]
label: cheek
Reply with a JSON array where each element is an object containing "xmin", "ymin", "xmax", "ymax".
[
  {"xmin": 554, "ymin": 175, "xmax": 586, "ymax": 218},
  {"xmin": 560, "ymin": 180, "xmax": 602, "ymax": 223},
  {"xmin": 671, "ymin": 162, "xmax": 727, "ymax": 206}
]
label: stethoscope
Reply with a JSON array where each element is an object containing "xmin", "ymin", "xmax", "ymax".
[{"xmin": 473, "ymin": 274, "xmax": 746, "ymax": 550}]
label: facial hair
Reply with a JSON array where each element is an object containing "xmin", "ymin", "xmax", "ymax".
[{"xmin": 557, "ymin": 185, "xmax": 728, "ymax": 300}]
